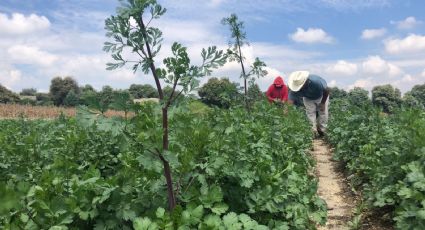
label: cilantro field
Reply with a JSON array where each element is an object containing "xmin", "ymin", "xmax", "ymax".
[
  {"xmin": 327, "ymin": 100, "xmax": 425, "ymax": 229},
  {"xmin": 0, "ymin": 102, "xmax": 327, "ymax": 229},
  {"xmin": 1, "ymin": 0, "xmax": 425, "ymax": 229},
  {"xmin": 1, "ymin": 99, "xmax": 425, "ymax": 229}
]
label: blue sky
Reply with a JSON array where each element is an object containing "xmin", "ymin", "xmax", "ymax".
[{"xmin": 1, "ymin": 0, "xmax": 425, "ymax": 93}]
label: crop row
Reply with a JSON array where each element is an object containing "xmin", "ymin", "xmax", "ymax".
[
  {"xmin": 327, "ymin": 100, "xmax": 425, "ymax": 229},
  {"xmin": 0, "ymin": 102, "xmax": 326, "ymax": 229}
]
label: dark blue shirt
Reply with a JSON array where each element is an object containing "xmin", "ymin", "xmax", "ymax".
[{"xmin": 289, "ymin": 74, "xmax": 327, "ymax": 101}]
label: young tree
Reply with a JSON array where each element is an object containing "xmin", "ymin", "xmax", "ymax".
[
  {"xmin": 221, "ymin": 14, "xmax": 268, "ymax": 101},
  {"xmin": 104, "ymin": 0, "xmax": 226, "ymax": 211}
]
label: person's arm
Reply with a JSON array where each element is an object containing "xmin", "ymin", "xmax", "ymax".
[
  {"xmin": 287, "ymin": 90, "xmax": 295, "ymax": 104},
  {"xmin": 282, "ymin": 85, "xmax": 289, "ymax": 102},
  {"xmin": 266, "ymin": 86, "xmax": 274, "ymax": 102},
  {"xmin": 320, "ymin": 87, "xmax": 330, "ymax": 104}
]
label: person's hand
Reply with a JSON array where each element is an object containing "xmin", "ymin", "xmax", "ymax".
[{"xmin": 272, "ymin": 98, "xmax": 279, "ymax": 104}]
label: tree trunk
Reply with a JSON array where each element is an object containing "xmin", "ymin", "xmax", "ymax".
[
  {"xmin": 139, "ymin": 14, "xmax": 175, "ymax": 211},
  {"xmin": 161, "ymin": 108, "xmax": 176, "ymax": 210},
  {"xmin": 237, "ymin": 40, "xmax": 249, "ymax": 110}
]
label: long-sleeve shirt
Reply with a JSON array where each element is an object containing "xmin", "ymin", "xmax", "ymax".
[
  {"xmin": 288, "ymin": 75, "xmax": 327, "ymax": 101},
  {"xmin": 266, "ymin": 85, "xmax": 288, "ymax": 102}
]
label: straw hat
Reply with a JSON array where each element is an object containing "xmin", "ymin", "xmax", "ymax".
[{"xmin": 288, "ymin": 71, "xmax": 309, "ymax": 92}]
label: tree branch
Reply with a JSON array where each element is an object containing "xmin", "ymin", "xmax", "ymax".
[
  {"xmin": 165, "ymin": 77, "xmax": 180, "ymax": 108},
  {"xmin": 138, "ymin": 14, "xmax": 164, "ymax": 100}
]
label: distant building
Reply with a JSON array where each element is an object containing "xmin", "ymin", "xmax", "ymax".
[
  {"xmin": 133, "ymin": 98, "xmax": 160, "ymax": 104},
  {"xmin": 19, "ymin": 95, "xmax": 37, "ymax": 101}
]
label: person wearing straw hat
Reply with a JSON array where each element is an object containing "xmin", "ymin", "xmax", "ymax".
[{"xmin": 287, "ymin": 71, "xmax": 330, "ymax": 137}]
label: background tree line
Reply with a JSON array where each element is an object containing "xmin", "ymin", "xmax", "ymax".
[{"xmin": 1, "ymin": 76, "xmax": 425, "ymax": 112}]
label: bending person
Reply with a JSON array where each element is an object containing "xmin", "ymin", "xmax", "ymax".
[
  {"xmin": 266, "ymin": 76, "xmax": 288, "ymax": 104},
  {"xmin": 287, "ymin": 71, "xmax": 329, "ymax": 137}
]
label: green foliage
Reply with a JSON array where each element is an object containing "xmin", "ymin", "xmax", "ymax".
[
  {"xmin": 100, "ymin": 85, "xmax": 115, "ymax": 108},
  {"xmin": 80, "ymin": 91, "xmax": 110, "ymax": 114},
  {"xmin": 404, "ymin": 83, "xmax": 425, "ymax": 109},
  {"xmin": 0, "ymin": 84, "xmax": 20, "ymax": 104},
  {"xmin": 19, "ymin": 97, "xmax": 37, "ymax": 105},
  {"xmin": 63, "ymin": 90, "xmax": 80, "ymax": 107},
  {"xmin": 327, "ymin": 101, "xmax": 425, "ymax": 229},
  {"xmin": 198, "ymin": 77, "xmax": 240, "ymax": 108},
  {"xmin": 372, "ymin": 84, "xmax": 402, "ymax": 113},
  {"xmin": 80, "ymin": 84, "xmax": 96, "ymax": 93},
  {"xmin": 105, "ymin": 0, "xmax": 228, "ymax": 212},
  {"xmin": 49, "ymin": 76, "xmax": 80, "ymax": 106},
  {"xmin": 221, "ymin": 14, "xmax": 267, "ymax": 97},
  {"xmin": 0, "ymin": 102, "xmax": 326, "ymax": 229},
  {"xmin": 110, "ymin": 90, "xmax": 134, "ymax": 119},
  {"xmin": 247, "ymin": 83, "xmax": 264, "ymax": 103},
  {"xmin": 104, "ymin": 0, "xmax": 166, "ymax": 74},
  {"xmin": 20, "ymin": 88, "xmax": 37, "ymax": 96},
  {"xmin": 402, "ymin": 93, "xmax": 424, "ymax": 109},
  {"xmin": 129, "ymin": 84, "xmax": 158, "ymax": 99},
  {"xmin": 35, "ymin": 93, "xmax": 53, "ymax": 106},
  {"xmin": 329, "ymin": 87, "xmax": 347, "ymax": 100},
  {"xmin": 347, "ymin": 87, "xmax": 370, "ymax": 107}
]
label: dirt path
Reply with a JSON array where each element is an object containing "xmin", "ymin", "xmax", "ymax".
[{"xmin": 313, "ymin": 139, "xmax": 355, "ymax": 230}]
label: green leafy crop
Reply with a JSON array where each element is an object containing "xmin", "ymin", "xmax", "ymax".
[{"xmin": 0, "ymin": 102, "xmax": 326, "ymax": 229}]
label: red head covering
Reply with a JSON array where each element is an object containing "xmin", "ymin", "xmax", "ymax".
[
  {"xmin": 266, "ymin": 76, "xmax": 288, "ymax": 103},
  {"xmin": 273, "ymin": 76, "xmax": 284, "ymax": 87}
]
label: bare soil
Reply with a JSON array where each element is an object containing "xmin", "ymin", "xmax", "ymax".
[
  {"xmin": 312, "ymin": 139, "xmax": 394, "ymax": 230},
  {"xmin": 313, "ymin": 139, "xmax": 355, "ymax": 230}
]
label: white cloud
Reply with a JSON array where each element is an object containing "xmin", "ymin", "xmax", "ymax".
[
  {"xmin": 362, "ymin": 55, "xmax": 404, "ymax": 77},
  {"xmin": 326, "ymin": 60, "xmax": 358, "ymax": 75},
  {"xmin": 348, "ymin": 78, "xmax": 373, "ymax": 90},
  {"xmin": 289, "ymin": 27, "xmax": 334, "ymax": 44},
  {"xmin": 421, "ymin": 69, "xmax": 425, "ymax": 77},
  {"xmin": 401, "ymin": 74, "xmax": 414, "ymax": 83},
  {"xmin": 252, "ymin": 42, "xmax": 321, "ymax": 60},
  {"xmin": 0, "ymin": 69, "xmax": 22, "ymax": 89},
  {"xmin": 361, "ymin": 28, "xmax": 386, "ymax": 40},
  {"xmin": 388, "ymin": 63, "xmax": 403, "ymax": 77},
  {"xmin": 384, "ymin": 34, "xmax": 425, "ymax": 54},
  {"xmin": 391, "ymin": 16, "xmax": 422, "ymax": 30},
  {"xmin": 255, "ymin": 66, "xmax": 284, "ymax": 89},
  {"xmin": 0, "ymin": 13, "xmax": 50, "ymax": 35},
  {"xmin": 158, "ymin": 19, "xmax": 223, "ymax": 45},
  {"xmin": 328, "ymin": 80, "xmax": 337, "ymax": 87},
  {"xmin": 362, "ymin": 56, "xmax": 388, "ymax": 74},
  {"xmin": 8, "ymin": 45, "xmax": 58, "ymax": 66}
]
